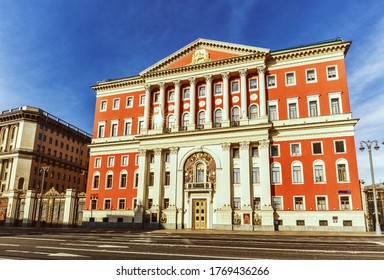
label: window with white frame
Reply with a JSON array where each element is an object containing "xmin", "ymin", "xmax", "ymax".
[
  {"xmin": 249, "ymin": 104, "xmax": 259, "ymax": 119},
  {"xmin": 124, "ymin": 119, "xmax": 132, "ymax": 135},
  {"xmin": 90, "ymin": 199, "xmax": 97, "ymax": 210},
  {"xmin": 113, "ymin": 98, "xmax": 120, "ymax": 110},
  {"xmin": 233, "ymin": 197, "xmax": 241, "ymax": 210},
  {"xmin": 270, "ymin": 145, "xmax": 279, "ymax": 157},
  {"xmin": 336, "ymin": 159, "xmax": 349, "ymax": 182},
  {"xmin": 100, "ymin": 100, "xmax": 107, "ymax": 111},
  {"xmin": 134, "ymin": 170, "xmax": 139, "ymax": 188},
  {"xmin": 137, "ymin": 118, "xmax": 144, "ymax": 134},
  {"xmin": 273, "ymin": 196, "xmax": 283, "ymax": 210},
  {"xmin": 92, "ymin": 172, "xmax": 100, "ymax": 189},
  {"xmin": 294, "ymin": 196, "xmax": 305, "ymax": 210},
  {"xmin": 183, "ymin": 88, "xmax": 190, "ymax": 99},
  {"xmin": 97, "ymin": 122, "xmax": 105, "ymax": 138},
  {"xmin": 329, "ymin": 92, "xmax": 342, "ymax": 115},
  {"xmin": 287, "ymin": 97, "xmax": 299, "ymax": 119},
  {"xmin": 316, "ymin": 196, "xmax": 328, "ymax": 210},
  {"xmin": 198, "ymin": 86, "xmax": 206, "ymax": 97},
  {"xmin": 139, "ymin": 95, "xmax": 145, "ymax": 106},
  {"xmin": 164, "ymin": 172, "xmax": 171, "ymax": 186},
  {"xmin": 214, "ymin": 109, "xmax": 222, "ymax": 126},
  {"xmin": 198, "ymin": 111, "xmax": 205, "ymax": 127},
  {"xmin": 153, "ymin": 92, "xmax": 160, "ymax": 103},
  {"xmin": 334, "ymin": 140, "xmax": 346, "ymax": 153},
  {"xmin": 94, "ymin": 157, "xmax": 101, "ymax": 168},
  {"xmin": 166, "ymin": 114, "xmax": 175, "ymax": 129},
  {"xmin": 231, "ymin": 107, "xmax": 240, "ymax": 123},
  {"xmin": 121, "ymin": 155, "xmax": 128, "ymax": 166},
  {"xmin": 214, "ymin": 83, "xmax": 222, "ymax": 95},
  {"xmin": 312, "ymin": 141, "xmax": 323, "ymax": 155},
  {"xmin": 249, "ymin": 77, "xmax": 258, "ymax": 90},
  {"xmin": 271, "ymin": 163, "xmax": 281, "ymax": 184},
  {"xmin": 306, "ymin": 69, "xmax": 317, "ymax": 83},
  {"xmin": 313, "ymin": 160, "xmax": 326, "ymax": 183},
  {"xmin": 327, "ymin": 65, "xmax": 338, "ymax": 80},
  {"xmin": 196, "ymin": 162, "xmax": 205, "ymax": 183},
  {"xmin": 307, "ymin": 95, "xmax": 320, "ymax": 117},
  {"xmin": 118, "ymin": 198, "xmax": 126, "ymax": 210},
  {"xmin": 106, "ymin": 172, "xmax": 113, "ymax": 189},
  {"xmin": 111, "ymin": 121, "xmax": 118, "ymax": 137},
  {"xmin": 107, "ymin": 156, "xmax": 115, "ymax": 167},
  {"xmin": 268, "ymin": 104, "xmax": 278, "ymax": 121},
  {"xmin": 231, "ymin": 80, "xmax": 239, "ymax": 92},
  {"xmin": 267, "ymin": 74, "xmax": 276, "ymax": 88},
  {"xmin": 285, "ymin": 72, "xmax": 296, "ymax": 86},
  {"xmin": 104, "ymin": 199, "xmax": 111, "ymax": 210},
  {"xmin": 292, "ymin": 161, "xmax": 303, "ymax": 183},
  {"xmin": 126, "ymin": 97, "xmax": 134, "ymax": 108},
  {"xmin": 182, "ymin": 113, "xmax": 189, "ymax": 128},
  {"xmin": 290, "ymin": 143, "xmax": 301, "ymax": 156},
  {"xmin": 339, "ymin": 195, "xmax": 351, "ymax": 210},
  {"xmin": 168, "ymin": 90, "xmax": 175, "ymax": 101},
  {"xmin": 233, "ymin": 167, "xmax": 240, "ymax": 184},
  {"xmin": 120, "ymin": 171, "xmax": 127, "ymax": 189},
  {"xmin": 252, "ymin": 166, "xmax": 260, "ymax": 184}
]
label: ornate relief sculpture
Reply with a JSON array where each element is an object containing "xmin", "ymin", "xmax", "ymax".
[
  {"xmin": 191, "ymin": 49, "xmax": 211, "ymax": 64},
  {"xmin": 184, "ymin": 152, "xmax": 216, "ymax": 185}
]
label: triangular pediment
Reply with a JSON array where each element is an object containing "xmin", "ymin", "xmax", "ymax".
[{"xmin": 140, "ymin": 38, "xmax": 270, "ymax": 76}]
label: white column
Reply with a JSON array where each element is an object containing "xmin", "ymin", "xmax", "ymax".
[
  {"xmin": 63, "ymin": 189, "xmax": 76, "ymax": 227},
  {"xmin": 153, "ymin": 148, "xmax": 163, "ymax": 211},
  {"xmin": 137, "ymin": 149, "xmax": 148, "ymax": 208},
  {"xmin": 258, "ymin": 67, "xmax": 267, "ymax": 117},
  {"xmin": 159, "ymin": 82, "xmax": 166, "ymax": 130},
  {"xmin": 173, "ymin": 80, "xmax": 181, "ymax": 131},
  {"xmin": 188, "ymin": 77, "xmax": 196, "ymax": 130},
  {"xmin": 240, "ymin": 141, "xmax": 252, "ymax": 210},
  {"xmin": 221, "ymin": 143, "xmax": 232, "ymax": 206},
  {"xmin": 169, "ymin": 147, "xmax": 179, "ymax": 207},
  {"xmin": 222, "ymin": 72, "xmax": 230, "ymax": 127},
  {"xmin": 259, "ymin": 139, "xmax": 272, "ymax": 209},
  {"xmin": 239, "ymin": 69, "xmax": 248, "ymax": 121},
  {"xmin": 22, "ymin": 190, "xmax": 35, "ymax": 227},
  {"xmin": 205, "ymin": 75, "xmax": 213, "ymax": 129},
  {"xmin": 142, "ymin": 85, "xmax": 151, "ymax": 133}
]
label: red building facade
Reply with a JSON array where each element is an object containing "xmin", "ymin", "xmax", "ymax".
[{"xmin": 84, "ymin": 38, "xmax": 365, "ymax": 231}]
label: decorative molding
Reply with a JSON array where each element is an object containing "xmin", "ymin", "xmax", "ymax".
[
  {"xmin": 257, "ymin": 66, "xmax": 266, "ymax": 74},
  {"xmin": 259, "ymin": 139, "xmax": 269, "ymax": 148},
  {"xmin": 221, "ymin": 72, "xmax": 230, "ymax": 80},
  {"xmin": 139, "ymin": 149, "xmax": 147, "ymax": 156},
  {"xmin": 154, "ymin": 148, "xmax": 162, "ymax": 156},
  {"xmin": 240, "ymin": 141, "xmax": 250, "ymax": 150},
  {"xmin": 173, "ymin": 80, "xmax": 181, "ymax": 87},
  {"xmin": 169, "ymin": 147, "xmax": 179, "ymax": 154},
  {"xmin": 221, "ymin": 143, "xmax": 231, "ymax": 150},
  {"xmin": 239, "ymin": 69, "xmax": 248, "ymax": 77},
  {"xmin": 188, "ymin": 77, "xmax": 196, "ymax": 85},
  {"xmin": 204, "ymin": 75, "xmax": 213, "ymax": 83}
]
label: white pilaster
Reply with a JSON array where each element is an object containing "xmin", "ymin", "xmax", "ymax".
[
  {"xmin": 258, "ymin": 67, "xmax": 267, "ymax": 117},
  {"xmin": 240, "ymin": 141, "xmax": 252, "ymax": 209},
  {"xmin": 205, "ymin": 75, "xmax": 213, "ymax": 129},
  {"xmin": 222, "ymin": 72, "xmax": 230, "ymax": 127},
  {"xmin": 188, "ymin": 77, "xmax": 196, "ymax": 130},
  {"xmin": 173, "ymin": 80, "xmax": 181, "ymax": 131},
  {"xmin": 22, "ymin": 190, "xmax": 36, "ymax": 226},
  {"xmin": 221, "ymin": 143, "xmax": 232, "ymax": 206},
  {"xmin": 259, "ymin": 139, "xmax": 272, "ymax": 208},
  {"xmin": 153, "ymin": 148, "xmax": 163, "ymax": 212},
  {"xmin": 63, "ymin": 189, "xmax": 76, "ymax": 227},
  {"xmin": 137, "ymin": 149, "xmax": 148, "ymax": 208},
  {"xmin": 159, "ymin": 82, "xmax": 166, "ymax": 130},
  {"xmin": 239, "ymin": 69, "xmax": 248, "ymax": 121},
  {"xmin": 142, "ymin": 85, "xmax": 151, "ymax": 133},
  {"xmin": 169, "ymin": 147, "xmax": 179, "ymax": 206}
]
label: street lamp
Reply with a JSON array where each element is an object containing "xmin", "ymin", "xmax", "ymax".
[
  {"xmin": 359, "ymin": 140, "xmax": 382, "ymax": 235},
  {"xmin": 37, "ymin": 166, "xmax": 49, "ymax": 228}
]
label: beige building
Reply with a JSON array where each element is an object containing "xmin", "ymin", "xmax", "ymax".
[{"xmin": 0, "ymin": 106, "xmax": 91, "ymax": 226}]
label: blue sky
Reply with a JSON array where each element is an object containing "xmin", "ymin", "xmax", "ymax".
[{"xmin": 1, "ymin": 0, "xmax": 383, "ymax": 182}]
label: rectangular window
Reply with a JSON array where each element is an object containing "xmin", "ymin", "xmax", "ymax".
[
  {"xmin": 164, "ymin": 172, "xmax": 170, "ymax": 186},
  {"xmin": 270, "ymin": 145, "xmax": 279, "ymax": 157},
  {"xmin": 231, "ymin": 81, "xmax": 239, "ymax": 92},
  {"xmin": 121, "ymin": 156, "xmax": 128, "ymax": 166},
  {"xmin": 118, "ymin": 199, "xmax": 126, "ymax": 210},
  {"xmin": 134, "ymin": 172, "xmax": 139, "ymax": 188},
  {"xmin": 107, "ymin": 156, "xmax": 115, "ymax": 167},
  {"xmin": 113, "ymin": 98, "xmax": 120, "ymax": 110},
  {"xmin": 253, "ymin": 197, "xmax": 261, "ymax": 210},
  {"xmin": 124, "ymin": 121, "xmax": 132, "ymax": 135},
  {"xmin": 267, "ymin": 75, "xmax": 276, "ymax": 88},
  {"xmin": 106, "ymin": 174, "xmax": 113, "ymax": 189},
  {"xmin": 198, "ymin": 86, "xmax": 206, "ymax": 97},
  {"xmin": 214, "ymin": 83, "xmax": 222, "ymax": 95},
  {"xmin": 319, "ymin": 220, "xmax": 328, "ymax": 226},
  {"xmin": 100, "ymin": 100, "xmax": 107, "ymax": 111},
  {"xmin": 312, "ymin": 142, "xmax": 323, "ymax": 154},
  {"xmin": 163, "ymin": 198, "xmax": 170, "ymax": 209},
  {"xmin": 343, "ymin": 220, "xmax": 353, "ymax": 226},
  {"xmin": 233, "ymin": 197, "xmax": 241, "ymax": 210},
  {"xmin": 331, "ymin": 98, "xmax": 340, "ymax": 114},
  {"xmin": 98, "ymin": 124, "xmax": 105, "ymax": 138},
  {"xmin": 91, "ymin": 199, "xmax": 97, "ymax": 210},
  {"xmin": 272, "ymin": 166, "xmax": 281, "ymax": 184},
  {"xmin": 251, "ymin": 147, "xmax": 259, "ymax": 157},
  {"xmin": 340, "ymin": 196, "xmax": 350, "ymax": 210},
  {"xmin": 309, "ymin": 100, "xmax": 318, "ymax": 117},
  {"xmin": 111, "ymin": 122, "xmax": 118, "ymax": 137},
  {"xmin": 290, "ymin": 143, "xmax": 301, "ymax": 156},
  {"xmin": 252, "ymin": 167, "xmax": 260, "ymax": 183},
  {"xmin": 120, "ymin": 173, "xmax": 127, "ymax": 188},
  {"xmin": 94, "ymin": 158, "xmax": 101, "ymax": 168},
  {"xmin": 285, "ymin": 72, "xmax": 295, "ymax": 85},
  {"xmin": 126, "ymin": 97, "xmax": 133, "ymax": 108},
  {"xmin": 292, "ymin": 166, "xmax": 302, "ymax": 183},
  {"xmin": 335, "ymin": 140, "xmax": 346, "ymax": 153},
  {"xmin": 296, "ymin": 220, "xmax": 305, "ymax": 226},
  {"xmin": 149, "ymin": 153, "xmax": 155, "ymax": 163},
  {"xmin": 104, "ymin": 199, "xmax": 111, "ymax": 210},
  {"xmin": 306, "ymin": 69, "xmax": 316, "ymax": 82},
  {"xmin": 165, "ymin": 152, "xmax": 170, "ymax": 163},
  {"xmin": 153, "ymin": 92, "xmax": 160, "ymax": 103},
  {"xmin": 140, "ymin": 95, "xmax": 145, "ymax": 105},
  {"xmin": 183, "ymin": 88, "xmax": 190, "ymax": 99},
  {"xmin": 168, "ymin": 90, "xmax": 175, "ymax": 101},
  {"xmin": 268, "ymin": 105, "xmax": 277, "ymax": 121},
  {"xmin": 273, "ymin": 197, "xmax": 282, "ymax": 210},
  {"xmin": 316, "ymin": 196, "xmax": 327, "ymax": 210},
  {"xmin": 327, "ymin": 66, "xmax": 338, "ymax": 79},
  {"xmin": 249, "ymin": 78, "xmax": 258, "ymax": 90},
  {"xmin": 288, "ymin": 103, "xmax": 298, "ymax": 119},
  {"xmin": 233, "ymin": 168, "xmax": 240, "ymax": 184},
  {"xmin": 138, "ymin": 120, "xmax": 144, "ymax": 134},
  {"xmin": 149, "ymin": 172, "xmax": 154, "ymax": 186},
  {"xmin": 294, "ymin": 197, "xmax": 305, "ymax": 210},
  {"xmin": 232, "ymin": 148, "xmax": 240, "ymax": 158}
]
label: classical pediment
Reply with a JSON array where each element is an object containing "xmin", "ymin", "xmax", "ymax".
[{"xmin": 140, "ymin": 38, "xmax": 270, "ymax": 76}]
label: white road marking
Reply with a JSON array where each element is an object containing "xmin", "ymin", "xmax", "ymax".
[
  {"xmin": 0, "ymin": 236, "xmax": 66, "ymax": 242},
  {"xmin": 98, "ymin": 244, "xmax": 129, "ymax": 248},
  {"xmin": 0, "ymin": 244, "xmax": 19, "ymax": 247},
  {"xmin": 6, "ymin": 249, "xmax": 88, "ymax": 258}
]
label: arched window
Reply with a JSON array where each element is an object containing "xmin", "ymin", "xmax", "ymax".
[
  {"xmin": 119, "ymin": 170, "xmax": 128, "ymax": 189},
  {"xmin": 92, "ymin": 172, "xmax": 100, "ymax": 189},
  {"xmin": 198, "ymin": 111, "xmax": 205, "ymax": 126},
  {"xmin": 214, "ymin": 109, "xmax": 222, "ymax": 127},
  {"xmin": 313, "ymin": 160, "xmax": 326, "ymax": 183},
  {"xmin": 336, "ymin": 158, "xmax": 349, "ymax": 182},
  {"xmin": 195, "ymin": 162, "xmax": 205, "ymax": 183},
  {"xmin": 231, "ymin": 107, "xmax": 240, "ymax": 122},
  {"xmin": 271, "ymin": 162, "xmax": 281, "ymax": 184},
  {"xmin": 105, "ymin": 171, "xmax": 113, "ymax": 189},
  {"xmin": 182, "ymin": 113, "xmax": 189, "ymax": 128},
  {"xmin": 249, "ymin": 104, "xmax": 259, "ymax": 120},
  {"xmin": 166, "ymin": 114, "xmax": 174, "ymax": 129},
  {"xmin": 292, "ymin": 161, "xmax": 303, "ymax": 183}
]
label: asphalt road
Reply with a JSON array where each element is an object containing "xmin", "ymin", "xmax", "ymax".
[{"xmin": 0, "ymin": 228, "xmax": 383, "ymax": 260}]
